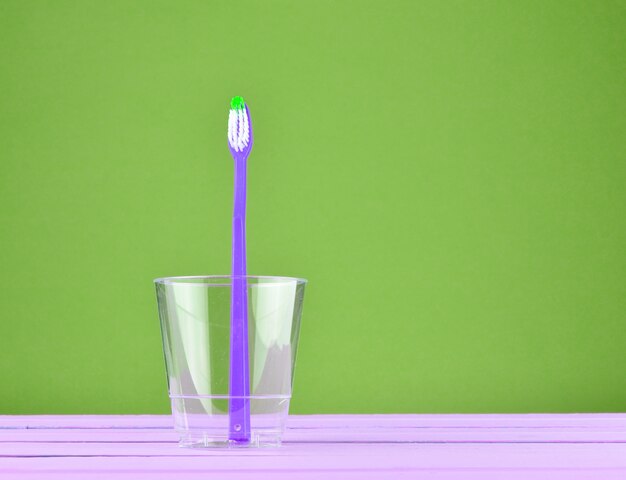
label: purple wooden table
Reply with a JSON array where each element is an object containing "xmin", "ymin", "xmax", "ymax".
[{"xmin": 2, "ymin": 414, "xmax": 626, "ymax": 479}]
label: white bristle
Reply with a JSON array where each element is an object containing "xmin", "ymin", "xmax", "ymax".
[
  {"xmin": 228, "ymin": 110, "xmax": 237, "ymax": 148},
  {"xmin": 228, "ymin": 108, "xmax": 250, "ymax": 153}
]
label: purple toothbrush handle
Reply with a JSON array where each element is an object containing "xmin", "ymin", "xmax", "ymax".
[
  {"xmin": 229, "ymin": 157, "xmax": 250, "ymax": 443},
  {"xmin": 228, "ymin": 106, "xmax": 253, "ymax": 443}
]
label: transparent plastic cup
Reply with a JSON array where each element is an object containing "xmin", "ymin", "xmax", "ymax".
[{"xmin": 154, "ymin": 275, "xmax": 306, "ymax": 448}]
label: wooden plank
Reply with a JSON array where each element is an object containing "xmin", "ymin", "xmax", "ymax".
[
  {"xmin": 2, "ymin": 438, "xmax": 626, "ymax": 457},
  {"xmin": 1, "ymin": 444, "xmax": 626, "ymax": 479},
  {"xmin": 3, "ymin": 414, "xmax": 626, "ymax": 429},
  {"xmin": 1, "ymin": 415, "xmax": 625, "ymax": 444},
  {"xmin": 1, "ymin": 426, "xmax": 626, "ymax": 445},
  {"xmin": 0, "ymin": 415, "xmax": 170, "ymax": 429}
]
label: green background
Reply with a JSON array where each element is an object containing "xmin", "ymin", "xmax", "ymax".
[{"xmin": 1, "ymin": 0, "xmax": 625, "ymax": 414}]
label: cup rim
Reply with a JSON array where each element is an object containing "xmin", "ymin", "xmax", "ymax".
[{"xmin": 154, "ymin": 275, "xmax": 307, "ymax": 286}]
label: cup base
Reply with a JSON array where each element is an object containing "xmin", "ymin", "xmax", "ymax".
[
  {"xmin": 171, "ymin": 396, "xmax": 290, "ymax": 449},
  {"xmin": 179, "ymin": 431, "xmax": 282, "ymax": 448}
]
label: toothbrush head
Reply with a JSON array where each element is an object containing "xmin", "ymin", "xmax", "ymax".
[{"xmin": 228, "ymin": 96, "xmax": 253, "ymax": 155}]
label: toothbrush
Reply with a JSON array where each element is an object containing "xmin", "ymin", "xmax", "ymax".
[{"xmin": 227, "ymin": 96, "xmax": 253, "ymax": 444}]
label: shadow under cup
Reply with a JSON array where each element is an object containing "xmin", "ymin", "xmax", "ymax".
[{"xmin": 154, "ymin": 275, "xmax": 307, "ymax": 448}]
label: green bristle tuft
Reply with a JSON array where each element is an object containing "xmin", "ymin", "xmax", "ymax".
[{"xmin": 230, "ymin": 96, "xmax": 245, "ymax": 110}]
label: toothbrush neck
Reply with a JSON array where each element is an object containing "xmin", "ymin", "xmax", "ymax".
[
  {"xmin": 233, "ymin": 157, "xmax": 247, "ymax": 217},
  {"xmin": 232, "ymin": 156, "xmax": 248, "ymax": 277}
]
